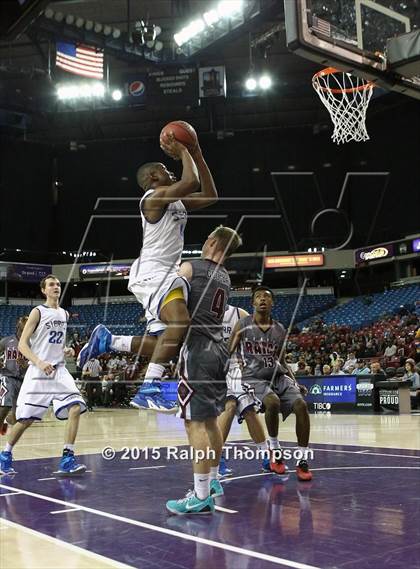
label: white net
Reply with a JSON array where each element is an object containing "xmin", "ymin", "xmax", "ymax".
[{"xmin": 312, "ymin": 69, "xmax": 374, "ymax": 145}]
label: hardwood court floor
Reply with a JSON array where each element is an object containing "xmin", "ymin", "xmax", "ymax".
[{"xmin": 1, "ymin": 410, "xmax": 420, "ymax": 569}]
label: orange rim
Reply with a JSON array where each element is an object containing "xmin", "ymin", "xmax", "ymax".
[{"xmin": 312, "ymin": 67, "xmax": 375, "ymax": 94}]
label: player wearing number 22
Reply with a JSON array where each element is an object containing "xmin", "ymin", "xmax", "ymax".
[{"xmin": 0, "ymin": 275, "xmax": 87, "ymax": 476}]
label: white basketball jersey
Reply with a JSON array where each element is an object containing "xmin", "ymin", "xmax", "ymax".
[
  {"xmin": 129, "ymin": 189, "xmax": 187, "ymax": 285},
  {"xmin": 223, "ymin": 304, "xmax": 241, "ymax": 341},
  {"xmin": 30, "ymin": 305, "xmax": 68, "ymax": 366}
]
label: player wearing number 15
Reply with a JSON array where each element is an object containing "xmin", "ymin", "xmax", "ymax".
[{"xmin": 0, "ymin": 275, "xmax": 87, "ymax": 477}]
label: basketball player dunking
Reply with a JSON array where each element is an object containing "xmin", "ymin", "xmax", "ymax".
[
  {"xmin": 230, "ymin": 286, "xmax": 313, "ymax": 481},
  {"xmin": 78, "ymin": 132, "xmax": 218, "ymax": 412},
  {"xmin": 0, "ymin": 275, "xmax": 87, "ymax": 476}
]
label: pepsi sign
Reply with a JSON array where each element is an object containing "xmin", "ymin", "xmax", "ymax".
[{"xmin": 125, "ymin": 75, "xmax": 147, "ymax": 103}]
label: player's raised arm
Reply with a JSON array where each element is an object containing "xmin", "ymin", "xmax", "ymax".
[
  {"xmin": 146, "ymin": 134, "xmax": 199, "ymax": 209},
  {"xmin": 181, "ymin": 143, "xmax": 218, "ymax": 211},
  {"xmin": 18, "ymin": 308, "xmax": 54, "ymax": 375}
]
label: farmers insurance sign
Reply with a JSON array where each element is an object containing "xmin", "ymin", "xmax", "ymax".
[{"xmin": 355, "ymin": 243, "xmax": 394, "ymax": 264}]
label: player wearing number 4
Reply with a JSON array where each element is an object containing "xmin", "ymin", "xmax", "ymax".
[
  {"xmin": 0, "ymin": 275, "xmax": 87, "ymax": 476},
  {"xmin": 166, "ymin": 226, "xmax": 242, "ymax": 515}
]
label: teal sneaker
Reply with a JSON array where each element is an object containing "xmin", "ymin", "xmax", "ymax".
[
  {"xmin": 166, "ymin": 490, "xmax": 215, "ymax": 515},
  {"xmin": 210, "ymin": 479, "xmax": 224, "ymax": 498}
]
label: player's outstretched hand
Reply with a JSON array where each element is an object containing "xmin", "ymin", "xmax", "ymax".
[
  {"xmin": 160, "ymin": 131, "xmax": 188, "ymax": 160},
  {"xmin": 39, "ymin": 360, "xmax": 55, "ymax": 375}
]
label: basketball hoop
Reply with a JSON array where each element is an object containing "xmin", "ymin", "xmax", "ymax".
[{"xmin": 312, "ymin": 67, "xmax": 375, "ymax": 145}]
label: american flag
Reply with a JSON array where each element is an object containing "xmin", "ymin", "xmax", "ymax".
[
  {"xmin": 312, "ymin": 15, "xmax": 331, "ymax": 37},
  {"xmin": 56, "ymin": 42, "xmax": 104, "ymax": 80}
]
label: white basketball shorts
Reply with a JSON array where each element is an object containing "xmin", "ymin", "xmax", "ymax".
[
  {"xmin": 128, "ymin": 270, "xmax": 190, "ymax": 335},
  {"xmin": 16, "ymin": 365, "xmax": 87, "ymax": 421}
]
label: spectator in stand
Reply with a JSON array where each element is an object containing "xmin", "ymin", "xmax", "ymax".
[
  {"xmin": 313, "ymin": 359, "xmax": 322, "ymax": 376},
  {"xmin": 69, "ymin": 331, "xmax": 83, "ymax": 359},
  {"xmin": 369, "ymin": 361, "xmax": 385, "ymax": 376},
  {"xmin": 403, "ymin": 359, "xmax": 420, "ymax": 409},
  {"xmin": 107, "ymin": 356, "xmax": 120, "ymax": 374},
  {"xmin": 354, "ymin": 360, "xmax": 370, "ymax": 375},
  {"xmin": 384, "ymin": 341, "xmax": 397, "ymax": 358},
  {"xmin": 332, "ymin": 360, "xmax": 345, "ymax": 375},
  {"xmin": 286, "ymin": 354, "xmax": 298, "ymax": 374},
  {"xmin": 322, "ymin": 364, "xmax": 331, "ymax": 376},
  {"xmin": 295, "ymin": 361, "xmax": 308, "ymax": 377},
  {"xmin": 343, "ymin": 352, "xmax": 357, "ymax": 372},
  {"xmin": 345, "ymin": 364, "xmax": 356, "ymax": 375}
]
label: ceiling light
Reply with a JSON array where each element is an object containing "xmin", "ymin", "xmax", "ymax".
[
  {"xmin": 111, "ymin": 89, "xmax": 122, "ymax": 101},
  {"xmin": 245, "ymin": 77, "xmax": 257, "ymax": 90},
  {"xmin": 259, "ymin": 75, "xmax": 272, "ymax": 89},
  {"xmin": 203, "ymin": 9, "xmax": 220, "ymax": 26},
  {"xmin": 217, "ymin": 0, "xmax": 243, "ymax": 18}
]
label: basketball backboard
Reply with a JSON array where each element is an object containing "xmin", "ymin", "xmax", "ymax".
[{"xmin": 284, "ymin": 0, "xmax": 420, "ymax": 100}]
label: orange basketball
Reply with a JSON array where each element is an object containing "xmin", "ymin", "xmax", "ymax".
[{"xmin": 160, "ymin": 120, "xmax": 198, "ymax": 151}]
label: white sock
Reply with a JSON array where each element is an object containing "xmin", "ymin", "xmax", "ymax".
[
  {"xmin": 297, "ymin": 446, "xmax": 310, "ymax": 464},
  {"xmin": 209, "ymin": 466, "xmax": 218, "ymax": 481},
  {"xmin": 144, "ymin": 363, "xmax": 165, "ymax": 384},
  {"xmin": 110, "ymin": 335, "xmax": 133, "ymax": 352},
  {"xmin": 268, "ymin": 437, "xmax": 280, "ymax": 450},
  {"xmin": 64, "ymin": 444, "xmax": 74, "ymax": 452},
  {"xmin": 5, "ymin": 443, "xmax": 13, "ymax": 453},
  {"xmin": 256, "ymin": 441, "xmax": 268, "ymax": 459},
  {"xmin": 194, "ymin": 472, "xmax": 210, "ymax": 500}
]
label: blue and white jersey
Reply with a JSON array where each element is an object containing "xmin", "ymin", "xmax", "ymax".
[
  {"xmin": 30, "ymin": 305, "xmax": 68, "ymax": 366},
  {"xmin": 128, "ymin": 189, "xmax": 187, "ymax": 286}
]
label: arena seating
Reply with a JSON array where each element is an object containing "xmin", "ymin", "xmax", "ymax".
[
  {"xmin": 1, "ymin": 287, "xmax": 417, "ymax": 338},
  {"xmin": 231, "ymin": 294, "xmax": 335, "ymax": 326},
  {"xmin": 298, "ymin": 285, "xmax": 419, "ymax": 330},
  {"xmin": 0, "ymin": 304, "xmax": 31, "ymax": 338}
]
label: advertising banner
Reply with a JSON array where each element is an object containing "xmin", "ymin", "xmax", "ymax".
[
  {"xmin": 0, "ymin": 262, "xmax": 52, "ymax": 282},
  {"xmin": 79, "ymin": 263, "xmax": 131, "ymax": 279},
  {"xmin": 264, "ymin": 254, "xmax": 324, "ymax": 269},
  {"xmin": 298, "ymin": 376, "xmax": 357, "ymax": 413},
  {"xmin": 355, "ymin": 377, "xmax": 374, "ymax": 411},
  {"xmin": 355, "ymin": 243, "xmax": 394, "ymax": 263},
  {"xmin": 379, "ymin": 388, "xmax": 399, "ymax": 412},
  {"xmin": 125, "ymin": 67, "xmax": 198, "ymax": 105}
]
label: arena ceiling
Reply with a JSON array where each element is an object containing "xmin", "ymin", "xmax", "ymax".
[{"xmin": 0, "ymin": 0, "xmax": 414, "ymax": 144}]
